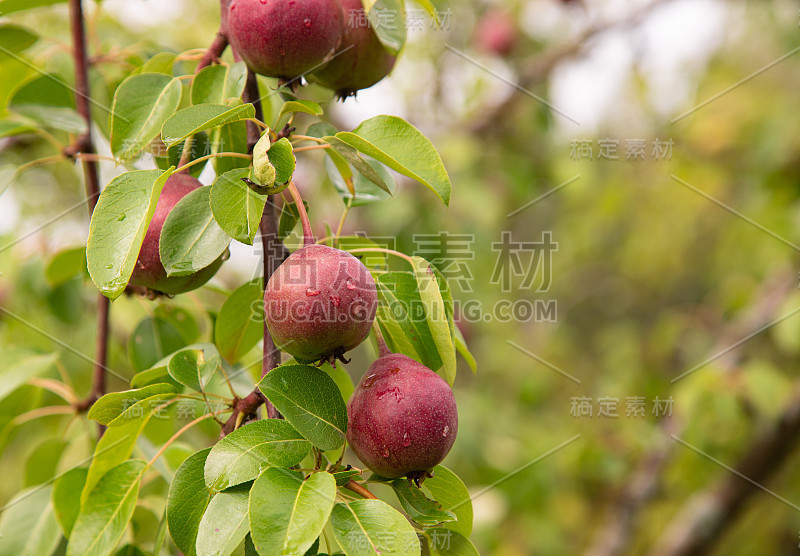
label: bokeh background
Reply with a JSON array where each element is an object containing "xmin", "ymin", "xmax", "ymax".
[{"xmin": 2, "ymin": 0, "xmax": 800, "ymax": 554}]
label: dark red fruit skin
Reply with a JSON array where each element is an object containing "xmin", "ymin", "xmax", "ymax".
[
  {"xmin": 347, "ymin": 354, "xmax": 458, "ymax": 479},
  {"xmin": 228, "ymin": 0, "xmax": 344, "ymax": 80},
  {"xmin": 474, "ymin": 10, "xmax": 518, "ymax": 57},
  {"xmin": 129, "ymin": 173, "xmax": 223, "ymax": 296},
  {"xmin": 264, "ymin": 244, "xmax": 377, "ymax": 362},
  {"xmin": 308, "ymin": 0, "xmax": 396, "ymax": 97}
]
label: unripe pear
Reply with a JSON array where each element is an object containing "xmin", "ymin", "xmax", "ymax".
[
  {"xmin": 264, "ymin": 244, "xmax": 377, "ymax": 365},
  {"xmin": 308, "ymin": 0, "xmax": 396, "ymax": 98},
  {"xmin": 228, "ymin": 0, "xmax": 344, "ymax": 81},
  {"xmin": 347, "ymin": 353, "xmax": 458, "ymax": 482},
  {"xmin": 129, "ymin": 174, "xmax": 223, "ymax": 296}
]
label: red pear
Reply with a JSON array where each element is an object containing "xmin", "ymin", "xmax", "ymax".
[
  {"xmin": 228, "ymin": 0, "xmax": 344, "ymax": 81},
  {"xmin": 347, "ymin": 353, "xmax": 458, "ymax": 482},
  {"xmin": 129, "ymin": 173, "xmax": 223, "ymax": 296},
  {"xmin": 264, "ymin": 244, "xmax": 377, "ymax": 364},
  {"xmin": 309, "ymin": 0, "xmax": 396, "ymax": 97}
]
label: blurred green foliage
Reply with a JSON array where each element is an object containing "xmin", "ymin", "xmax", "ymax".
[{"xmin": 2, "ymin": 1, "xmax": 800, "ymax": 554}]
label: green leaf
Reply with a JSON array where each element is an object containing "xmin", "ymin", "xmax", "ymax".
[
  {"xmin": 0, "ymin": 24, "xmax": 38, "ymax": 57},
  {"xmin": 167, "ymin": 448, "xmax": 213, "ymax": 556},
  {"xmin": 325, "ymin": 156, "xmax": 396, "ymax": 206},
  {"xmin": 0, "ymin": 120, "xmax": 35, "ymax": 138},
  {"xmin": 212, "ymin": 120, "xmax": 250, "ymax": 175},
  {"xmin": 366, "ymin": 0, "xmax": 406, "ymax": 55},
  {"xmin": 421, "ymin": 466, "xmax": 472, "ymax": 537},
  {"xmin": 269, "ymin": 137, "xmax": 296, "ymax": 185},
  {"xmin": 45, "ymin": 246, "xmax": 86, "ymax": 286},
  {"xmin": 376, "ymin": 272, "xmax": 442, "ymax": 371},
  {"xmin": 453, "ymin": 325, "xmax": 477, "ymax": 374},
  {"xmin": 154, "ymin": 304, "xmax": 201, "ymax": 344},
  {"xmin": 140, "ymin": 52, "xmax": 177, "ymax": 75},
  {"xmin": 0, "ymin": 0, "xmax": 66, "ymax": 15},
  {"xmin": 307, "ymin": 122, "xmax": 338, "ymax": 138},
  {"xmin": 210, "ymin": 169, "xmax": 267, "ymax": 245},
  {"xmin": 323, "ymin": 136, "xmax": 390, "ymax": 194},
  {"xmin": 107, "ymin": 392, "xmax": 176, "ymax": 426},
  {"xmin": 0, "ymin": 485, "xmax": 60, "ymax": 556},
  {"xmin": 67, "ymin": 460, "xmax": 146, "ymax": 556},
  {"xmin": 153, "ymin": 509, "xmax": 169, "ymax": 556},
  {"xmin": 113, "ymin": 545, "xmax": 147, "ymax": 556},
  {"xmin": 162, "ymin": 103, "xmax": 256, "ymax": 147},
  {"xmin": 390, "ymin": 480, "xmax": 456, "ymax": 527},
  {"xmin": 411, "ymin": 257, "xmax": 456, "ymax": 385},
  {"xmin": 88, "ymin": 384, "xmax": 177, "ymax": 425},
  {"xmin": 249, "ymin": 468, "xmax": 336, "ymax": 556},
  {"xmin": 332, "ymin": 469, "xmax": 362, "ymax": 486},
  {"xmin": 191, "ymin": 62, "xmax": 248, "ymax": 105},
  {"xmin": 410, "ymin": 0, "xmax": 437, "ymax": 19},
  {"xmin": 277, "ymin": 200, "xmax": 308, "ymax": 240},
  {"xmin": 9, "ymin": 74, "xmax": 85, "ymax": 133},
  {"xmin": 424, "ymin": 529, "xmax": 479, "ymax": 556},
  {"xmin": 251, "ymin": 133, "xmax": 276, "ymax": 186},
  {"xmin": 130, "ymin": 365, "xmax": 178, "ymax": 389},
  {"xmin": 195, "ymin": 485, "xmax": 250, "ymax": 556},
  {"xmin": 277, "ymin": 100, "xmax": 323, "ymax": 121},
  {"xmin": 110, "ymin": 73, "xmax": 182, "ymax": 160},
  {"xmin": 205, "ymin": 420, "xmax": 310, "ymax": 491},
  {"xmin": 0, "ymin": 348, "xmax": 57, "ymax": 402},
  {"xmin": 168, "ymin": 347, "xmax": 220, "ymax": 393},
  {"xmin": 128, "ymin": 314, "xmax": 189, "ymax": 372},
  {"xmin": 257, "ymin": 365, "xmax": 348, "ymax": 451},
  {"xmin": 214, "ymin": 278, "xmax": 264, "ymax": 363},
  {"xmin": 335, "ymin": 116, "xmax": 451, "ymax": 205},
  {"xmin": 87, "ymin": 168, "xmax": 173, "ymax": 299},
  {"xmin": 318, "ymin": 236, "xmax": 388, "ymax": 270},
  {"xmin": 52, "ymin": 467, "xmax": 87, "ymax": 538},
  {"xmin": 331, "ymin": 499, "xmax": 420, "ymax": 556},
  {"xmin": 81, "ymin": 401, "xmax": 162, "ymax": 503},
  {"xmin": 159, "ymin": 185, "xmax": 231, "ymax": 277},
  {"xmin": 155, "ymin": 132, "xmax": 211, "ymax": 178}
]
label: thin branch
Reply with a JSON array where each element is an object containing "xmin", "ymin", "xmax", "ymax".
[
  {"xmin": 146, "ymin": 410, "xmax": 228, "ymax": 469},
  {"xmin": 293, "ymin": 144, "xmax": 331, "ymax": 153},
  {"xmin": 218, "ymin": 47, "xmax": 282, "ymax": 433},
  {"xmin": 196, "ymin": 31, "xmax": 228, "ymax": 71},
  {"xmin": 69, "ymin": 0, "xmax": 109, "ymax": 437}
]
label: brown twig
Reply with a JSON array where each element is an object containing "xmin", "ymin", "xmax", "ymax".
[
  {"xmin": 344, "ymin": 479, "xmax": 378, "ymax": 500},
  {"xmin": 196, "ymin": 31, "xmax": 228, "ymax": 72},
  {"xmin": 218, "ymin": 44, "xmax": 283, "ymax": 434},
  {"xmin": 69, "ymin": 0, "xmax": 108, "ymax": 438}
]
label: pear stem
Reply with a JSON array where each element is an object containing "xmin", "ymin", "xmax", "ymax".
[
  {"xmin": 287, "ymin": 181, "xmax": 315, "ymax": 247},
  {"xmin": 344, "ymin": 479, "xmax": 377, "ymax": 500},
  {"xmin": 372, "ymin": 321, "xmax": 392, "ymax": 358}
]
